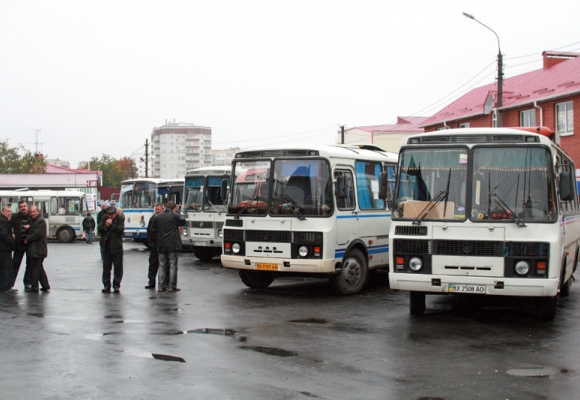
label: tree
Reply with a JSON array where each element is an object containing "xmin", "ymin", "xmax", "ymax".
[
  {"xmin": 0, "ymin": 141, "xmax": 46, "ymax": 173},
  {"xmin": 90, "ymin": 154, "xmax": 125, "ymax": 189},
  {"xmin": 114, "ymin": 157, "xmax": 138, "ymax": 180}
]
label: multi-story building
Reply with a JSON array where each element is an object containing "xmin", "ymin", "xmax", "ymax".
[
  {"xmin": 211, "ymin": 147, "xmax": 240, "ymax": 167},
  {"xmin": 151, "ymin": 120, "xmax": 212, "ymax": 179}
]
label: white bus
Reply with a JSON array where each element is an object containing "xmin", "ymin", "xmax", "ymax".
[
  {"xmin": 156, "ymin": 178, "xmax": 184, "ymax": 207},
  {"xmin": 387, "ymin": 127, "xmax": 580, "ymax": 320},
  {"xmin": 119, "ymin": 178, "xmax": 162, "ymax": 240},
  {"xmin": 0, "ymin": 190, "xmax": 88, "ymax": 242},
  {"xmin": 181, "ymin": 166, "xmax": 230, "ymax": 261},
  {"xmin": 221, "ymin": 144, "xmax": 398, "ymax": 295}
]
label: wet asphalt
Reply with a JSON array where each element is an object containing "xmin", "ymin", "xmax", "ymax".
[{"xmin": 1, "ymin": 240, "xmax": 580, "ymax": 399}]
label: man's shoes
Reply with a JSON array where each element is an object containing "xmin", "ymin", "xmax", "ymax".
[
  {"xmin": 144, "ymin": 283, "xmax": 155, "ymax": 289},
  {"xmin": 113, "ymin": 288, "xmax": 120, "ymax": 293},
  {"xmin": 40, "ymin": 287, "xmax": 50, "ymax": 292},
  {"xmin": 158, "ymin": 288, "xmax": 167, "ymax": 292},
  {"xmin": 25, "ymin": 288, "xmax": 39, "ymax": 292},
  {"xmin": 168, "ymin": 288, "xmax": 181, "ymax": 292},
  {"xmin": 102, "ymin": 288, "xmax": 111, "ymax": 293}
]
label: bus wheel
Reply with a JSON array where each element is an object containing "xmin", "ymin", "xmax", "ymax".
[
  {"xmin": 536, "ymin": 295, "xmax": 558, "ymax": 321},
  {"xmin": 192, "ymin": 247, "xmax": 216, "ymax": 262},
  {"xmin": 57, "ymin": 228, "xmax": 74, "ymax": 243},
  {"xmin": 330, "ymin": 249, "xmax": 367, "ymax": 295},
  {"xmin": 239, "ymin": 270, "xmax": 275, "ymax": 289},
  {"xmin": 561, "ymin": 256, "xmax": 573, "ymax": 298},
  {"xmin": 410, "ymin": 292, "xmax": 426, "ymax": 315}
]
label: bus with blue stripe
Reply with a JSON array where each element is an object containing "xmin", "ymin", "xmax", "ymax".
[
  {"xmin": 119, "ymin": 178, "xmax": 162, "ymax": 241},
  {"xmin": 387, "ymin": 127, "xmax": 580, "ymax": 320},
  {"xmin": 221, "ymin": 144, "xmax": 397, "ymax": 295}
]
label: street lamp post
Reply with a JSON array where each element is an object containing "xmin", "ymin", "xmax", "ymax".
[
  {"xmin": 130, "ymin": 145, "xmax": 145, "ymax": 178},
  {"xmin": 463, "ymin": 12, "xmax": 503, "ymax": 127}
]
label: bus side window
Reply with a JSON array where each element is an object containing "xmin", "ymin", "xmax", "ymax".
[{"xmin": 335, "ymin": 170, "xmax": 354, "ymax": 210}]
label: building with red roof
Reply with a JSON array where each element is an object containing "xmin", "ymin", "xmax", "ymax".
[
  {"xmin": 344, "ymin": 116, "xmax": 429, "ymax": 152},
  {"xmin": 421, "ymin": 51, "xmax": 580, "ymax": 164}
]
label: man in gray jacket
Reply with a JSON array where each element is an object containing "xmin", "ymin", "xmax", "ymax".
[
  {"xmin": 24, "ymin": 206, "xmax": 49, "ymax": 292},
  {"xmin": 151, "ymin": 201, "xmax": 185, "ymax": 292}
]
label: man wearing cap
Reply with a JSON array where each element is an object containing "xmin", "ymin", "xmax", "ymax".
[
  {"xmin": 98, "ymin": 205, "xmax": 124, "ymax": 293},
  {"xmin": 97, "ymin": 202, "xmax": 109, "ymax": 259},
  {"xmin": 0, "ymin": 205, "xmax": 16, "ymax": 292},
  {"xmin": 151, "ymin": 201, "xmax": 185, "ymax": 292}
]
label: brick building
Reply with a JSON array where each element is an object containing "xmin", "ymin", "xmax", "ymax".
[{"xmin": 421, "ymin": 51, "xmax": 580, "ymax": 165}]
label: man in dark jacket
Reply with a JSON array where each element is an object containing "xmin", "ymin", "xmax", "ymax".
[
  {"xmin": 144, "ymin": 203, "xmax": 164, "ymax": 289},
  {"xmin": 98, "ymin": 206, "xmax": 124, "ymax": 293},
  {"xmin": 10, "ymin": 200, "xmax": 31, "ymax": 289},
  {"xmin": 0, "ymin": 205, "xmax": 16, "ymax": 292},
  {"xmin": 82, "ymin": 211, "xmax": 96, "ymax": 244},
  {"xmin": 24, "ymin": 205, "xmax": 50, "ymax": 292},
  {"xmin": 152, "ymin": 201, "xmax": 185, "ymax": 292}
]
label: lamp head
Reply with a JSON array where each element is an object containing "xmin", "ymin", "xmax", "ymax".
[{"xmin": 462, "ymin": 12, "xmax": 475, "ymax": 19}]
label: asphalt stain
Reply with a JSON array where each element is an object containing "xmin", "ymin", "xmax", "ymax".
[
  {"xmin": 239, "ymin": 345, "xmax": 297, "ymax": 357},
  {"xmin": 185, "ymin": 328, "xmax": 236, "ymax": 336},
  {"xmin": 27, "ymin": 312, "xmax": 44, "ymax": 318},
  {"xmin": 288, "ymin": 318, "xmax": 328, "ymax": 324},
  {"xmin": 152, "ymin": 353, "xmax": 186, "ymax": 363}
]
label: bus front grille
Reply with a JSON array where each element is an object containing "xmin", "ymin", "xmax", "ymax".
[{"xmin": 433, "ymin": 240, "xmax": 503, "ymax": 257}]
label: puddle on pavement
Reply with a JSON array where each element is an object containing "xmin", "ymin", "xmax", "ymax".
[
  {"xmin": 27, "ymin": 312, "xmax": 44, "ymax": 318},
  {"xmin": 185, "ymin": 328, "xmax": 236, "ymax": 336},
  {"xmin": 288, "ymin": 318, "xmax": 329, "ymax": 325},
  {"xmin": 239, "ymin": 345, "xmax": 297, "ymax": 357},
  {"xmin": 152, "ymin": 353, "xmax": 186, "ymax": 362},
  {"xmin": 506, "ymin": 365, "xmax": 561, "ymax": 377}
]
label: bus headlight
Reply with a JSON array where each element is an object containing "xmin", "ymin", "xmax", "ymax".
[
  {"xmin": 515, "ymin": 260, "xmax": 530, "ymax": 275},
  {"xmin": 218, "ymin": 230, "xmax": 223, "ymax": 238},
  {"xmin": 409, "ymin": 257, "xmax": 423, "ymax": 271},
  {"xmin": 298, "ymin": 246, "xmax": 308, "ymax": 258},
  {"xmin": 181, "ymin": 228, "xmax": 188, "ymax": 237},
  {"xmin": 232, "ymin": 243, "xmax": 241, "ymax": 254},
  {"xmin": 140, "ymin": 220, "xmax": 146, "ymax": 227}
]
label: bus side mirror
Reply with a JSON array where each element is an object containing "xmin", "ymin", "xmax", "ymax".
[
  {"xmin": 559, "ymin": 171, "xmax": 575, "ymax": 201},
  {"xmin": 336, "ymin": 175, "xmax": 346, "ymax": 198},
  {"xmin": 379, "ymin": 172, "xmax": 392, "ymax": 201}
]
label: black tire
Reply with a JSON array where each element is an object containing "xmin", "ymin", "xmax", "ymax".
[
  {"xmin": 536, "ymin": 295, "xmax": 559, "ymax": 321},
  {"xmin": 410, "ymin": 292, "xmax": 426, "ymax": 315},
  {"xmin": 560, "ymin": 255, "xmax": 573, "ymax": 298},
  {"xmin": 192, "ymin": 247, "xmax": 217, "ymax": 262},
  {"xmin": 57, "ymin": 228, "xmax": 74, "ymax": 243},
  {"xmin": 239, "ymin": 270, "xmax": 275, "ymax": 289},
  {"xmin": 329, "ymin": 249, "xmax": 367, "ymax": 295}
]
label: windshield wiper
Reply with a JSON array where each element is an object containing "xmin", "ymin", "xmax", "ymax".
[
  {"xmin": 491, "ymin": 192, "xmax": 526, "ymax": 227},
  {"xmin": 284, "ymin": 194, "xmax": 306, "ymax": 220},
  {"xmin": 206, "ymin": 200, "xmax": 221, "ymax": 215},
  {"xmin": 412, "ymin": 189, "xmax": 448, "ymax": 225},
  {"xmin": 235, "ymin": 194, "xmax": 258, "ymax": 219}
]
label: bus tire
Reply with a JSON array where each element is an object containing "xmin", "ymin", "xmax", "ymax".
[
  {"xmin": 536, "ymin": 295, "xmax": 558, "ymax": 321},
  {"xmin": 329, "ymin": 249, "xmax": 367, "ymax": 295},
  {"xmin": 410, "ymin": 292, "xmax": 426, "ymax": 315},
  {"xmin": 57, "ymin": 228, "xmax": 74, "ymax": 243},
  {"xmin": 561, "ymin": 255, "xmax": 573, "ymax": 298},
  {"xmin": 239, "ymin": 270, "xmax": 275, "ymax": 289},
  {"xmin": 192, "ymin": 247, "xmax": 216, "ymax": 262}
]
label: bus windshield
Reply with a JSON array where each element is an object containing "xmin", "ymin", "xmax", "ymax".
[
  {"xmin": 229, "ymin": 159, "xmax": 332, "ymax": 217},
  {"xmin": 183, "ymin": 176, "xmax": 203, "ymax": 212},
  {"xmin": 120, "ymin": 184, "xmax": 134, "ymax": 209},
  {"xmin": 183, "ymin": 175, "xmax": 228, "ymax": 213},
  {"xmin": 471, "ymin": 146, "xmax": 556, "ymax": 222}
]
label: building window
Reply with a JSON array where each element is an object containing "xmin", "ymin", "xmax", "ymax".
[
  {"xmin": 520, "ymin": 109, "xmax": 536, "ymax": 127},
  {"xmin": 556, "ymin": 101, "xmax": 574, "ymax": 136},
  {"xmin": 459, "ymin": 122, "xmax": 470, "ymax": 128},
  {"xmin": 491, "ymin": 110, "xmax": 498, "ymax": 127}
]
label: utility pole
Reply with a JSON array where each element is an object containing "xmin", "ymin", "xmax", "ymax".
[
  {"xmin": 32, "ymin": 129, "xmax": 41, "ymax": 154},
  {"xmin": 145, "ymin": 139, "xmax": 149, "ymax": 177},
  {"xmin": 340, "ymin": 125, "xmax": 345, "ymax": 144}
]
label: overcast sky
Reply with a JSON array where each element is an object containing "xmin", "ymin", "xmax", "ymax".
[{"xmin": 2, "ymin": 1, "xmax": 580, "ymax": 168}]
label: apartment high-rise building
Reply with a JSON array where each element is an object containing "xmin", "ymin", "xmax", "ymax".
[
  {"xmin": 211, "ymin": 147, "xmax": 240, "ymax": 167},
  {"xmin": 151, "ymin": 120, "xmax": 212, "ymax": 178}
]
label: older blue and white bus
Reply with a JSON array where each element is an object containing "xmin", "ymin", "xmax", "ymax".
[
  {"xmin": 387, "ymin": 127, "xmax": 580, "ymax": 319},
  {"xmin": 119, "ymin": 178, "xmax": 162, "ymax": 240}
]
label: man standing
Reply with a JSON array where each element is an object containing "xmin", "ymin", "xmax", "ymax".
[
  {"xmin": 24, "ymin": 205, "xmax": 50, "ymax": 292},
  {"xmin": 97, "ymin": 202, "xmax": 108, "ymax": 258},
  {"xmin": 82, "ymin": 211, "xmax": 96, "ymax": 244},
  {"xmin": 10, "ymin": 201, "xmax": 31, "ymax": 289},
  {"xmin": 152, "ymin": 201, "xmax": 185, "ymax": 292},
  {"xmin": 0, "ymin": 205, "xmax": 16, "ymax": 292},
  {"xmin": 98, "ymin": 206, "xmax": 124, "ymax": 293},
  {"xmin": 144, "ymin": 203, "xmax": 164, "ymax": 289}
]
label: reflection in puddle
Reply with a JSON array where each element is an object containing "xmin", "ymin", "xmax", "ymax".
[
  {"xmin": 240, "ymin": 345, "xmax": 297, "ymax": 357},
  {"xmin": 185, "ymin": 328, "xmax": 236, "ymax": 336},
  {"xmin": 27, "ymin": 312, "xmax": 44, "ymax": 318},
  {"xmin": 506, "ymin": 365, "xmax": 560, "ymax": 377},
  {"xmin": 288, "ymin": 318, "xmax": 328, "ymax": 325},
  {"xmin": 152, "ymin": 353, "xmax": 186, "ymax": 362}
]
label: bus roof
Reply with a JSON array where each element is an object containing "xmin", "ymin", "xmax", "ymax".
[
  {"xmin": 185, "ymin": 166, "xmax": 231, "ymax": 176},
  {"xmin": 120, "ymin": 178, "xmax": 163, "ymax": 185},
  {"xmin": 156, "ymin": 178, "xmax": 184, "ymax": 186}
]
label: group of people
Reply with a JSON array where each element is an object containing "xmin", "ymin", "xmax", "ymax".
[{"xmin": 0, "ymin": 201, "xmax": 50, "ymax": 293}]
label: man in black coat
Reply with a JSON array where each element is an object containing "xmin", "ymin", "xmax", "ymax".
[
  {"xmin": 151, "ymin": 201, "xmax": 185, "ymax": 292},
  {"xmin": 98, "ymin": 206, "xmax": 125, "ymax": 293},
  {"xmin": 10, "ymin": 200, "xmax": 31, "ymax": 289},
  {"xmin": 0, "ymin": 205, "xmax": 16, "ymax": 292},
  {"xmin": 82, "ymin": 211, "xmax": 96, "ymax": 244},
  {"xmin": 24, "ymin": 205, "xmax": 50, "ymax": 292},
  {"xmin": 144, "ymin": 203, "xmax": 164, "ymax": 289}
]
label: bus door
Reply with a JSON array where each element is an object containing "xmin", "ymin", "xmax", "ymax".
[{"xmin": 335, "ymin": 168, "xmax": 357, "ymax": 246}]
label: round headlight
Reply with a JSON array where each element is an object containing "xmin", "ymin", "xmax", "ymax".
[
  {"xmin": 218, "ymin": 230, "xmax": 223, "ymax": 238},
  {"xmin": 232, "ymin": 243, "xmax": 241, "ymax": 254},
  {"xmin": 298, "ymin": 246, "xmax": 308, "ymax": 257},
  {"xmin": 409, "ymin": 257, "xmax": 423, "ymax": 271},
  {"xmin": 515, "ymin": 260, "xmax": 530, "ymax": 275},
  {"xmin": 140, "ymin": 220, "xmax": 146, "ymax": 227},
  {"xmin": 182, "ymin": 228, "xmax": 188, "ymax": 236}
]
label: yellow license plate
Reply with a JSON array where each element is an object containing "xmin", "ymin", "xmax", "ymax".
[{"xmin": 256, "ymin": 263, "xmax": 278, "ymax": 271}]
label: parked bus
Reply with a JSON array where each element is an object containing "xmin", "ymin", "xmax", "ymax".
[
  {"xmin": 0, "ymin": 190, "xmax": 88, "ymax": 242},
  {"xmin": 387, "ymin": 127, "xmax": 580, "ymax": 320},
  {"xmin": 221, "ymin": 144, "xmax": 398, "ymax": 295},
  {"xmin": 156, "ymin": 178, "xmax": 184, "ymax": 207},
  {"xmin": 181, "ymin": 166, "xmax": 230, "ymax": 261},
  {"xmin": 119, "ymin": 178, "xmax": 162, "ymax": 240}
]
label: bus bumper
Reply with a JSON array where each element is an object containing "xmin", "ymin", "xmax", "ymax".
[
  {"xmin": 389, "ymin": 273, "xmax": 560, "ymax": 297},
  {"xmin": 221, "ymin": 255, "xmax": 336, "ymax": 274}
]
